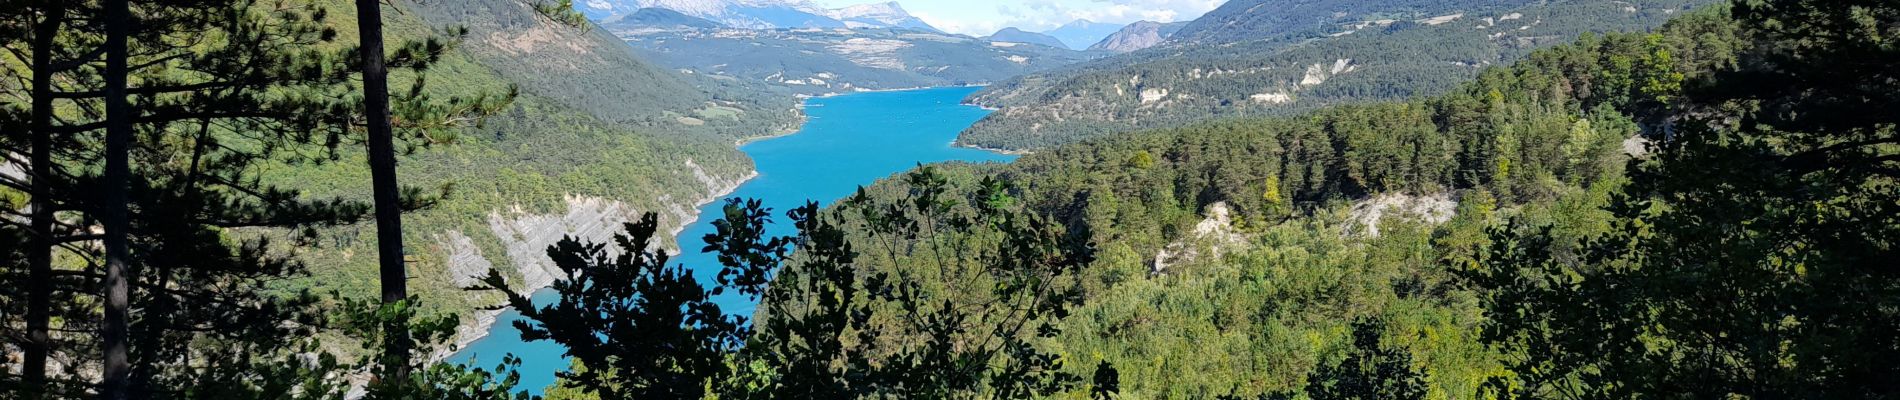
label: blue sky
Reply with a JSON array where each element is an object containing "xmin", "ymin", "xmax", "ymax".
[{"xmin": 812, "ymin": 0, "xmax": 1226, "ymax": 36}]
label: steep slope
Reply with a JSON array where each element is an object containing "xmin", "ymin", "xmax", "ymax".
[
  {"xmin": 609, "ymin": 26, "xmax": 1099, "ymax": 95},
  {"xmin": 958, "ymin": 0, "xmax": 1713, "ymax": 150},
  {"xmin": 1046, "ymin": 19, "xmax": 1123, "ymax": 50},
  {"xmin": 410, "ymin": 0, "xmax": 796, "ymax": 140},
  {"xmin": 829, "ymin": 1, "xmax": 939, "ymax": 32},
  {"xmin": 1088, "ymin": 21, "xmax": 1189, "ymax": 53},
  {"xmin": 986, "ymin": 27, "xmax": 1070, "ymax": 49},
  {"xmin": 288, "ymin": 0, "xmax": 797, "ymax": 339}
]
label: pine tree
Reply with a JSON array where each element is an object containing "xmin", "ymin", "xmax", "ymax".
[
  {"xmin": 19, "ymin": 1, "xmax": 70, "ymax": 397},
  {"xmin": 1466, "ymin": 1, "xmax": 1899, "ymax": 397},
  {"xmin": 351, "ymin": 0, "xmax": 417, "ymax": 384},
  {"xmin": 0, "ymin": 0, "xmax": 503, "ymax": 395},
  {"xmin": 99, "ymin": 0, "xmax": 133, "ymax": 397},
  {"xmin": 1303, "ymin": 319, "xmax": 1429, "ymax": 400}
]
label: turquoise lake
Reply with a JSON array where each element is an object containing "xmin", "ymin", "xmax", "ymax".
[{"xmin": 450, "ymin": 86, "xmax": 1016, "ymax": 393}]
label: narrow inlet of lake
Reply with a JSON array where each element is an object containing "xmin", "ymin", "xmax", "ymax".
[{"xmin": 450, "ymin": 86, "xmax": 1017, "ymax": 393}]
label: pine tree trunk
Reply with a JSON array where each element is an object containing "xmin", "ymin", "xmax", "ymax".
[
  {"xmin": 23, "ymin": 2, "xmax": 66, "ymax": 398},
  {"xmin": 355, "ymin": 0, "xmax": 412, "ymax": 382},
  {"xmin": 100, "ymin": 0, "xmax": 133, "ymax": 397}
]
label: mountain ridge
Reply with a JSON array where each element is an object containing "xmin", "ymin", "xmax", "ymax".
[
  {"xmin": 1088, "ymin": 20, "xmax": 1189, "ymax": 52},
  {"xmin": 1045, "ymin": 19, "xmax": 1123, "ymax": 50},
  {"xmin": 957, "ymin": 0, "xmax": 1714, "ymax": 150},
  {"xmin": 830, "ymin": 1, "xmax": 940, "ymax": 32},
  {"xmin": 602, "ymin": 7, "xmax": 725, "ymax": 30},
  {"xmin": 578, "ymin": 0, "xmax": 938, "ymax": 31},
  {"xmin": 987, "ymin": 27, "xmax": 1070, "ymax": 48}
]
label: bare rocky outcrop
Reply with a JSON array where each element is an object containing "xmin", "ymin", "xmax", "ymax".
[
  {"xmin": 1344, "ymin": 193, "xmax": 1456, "ymax": 237},
  {"xmin": 1088, "ymin": 21, "xmax": 1187, "ymax": 53},
  {"xmin": 437, "ymin": 157, "xmax": 754, "ymax": 351},
  {"xmin": 483, "ymin": 195, "xmax": 643, "ymax": 290},
  {"xmin": 1153, "ymin": 202, "xmax": 1249, "ymax": 273}
]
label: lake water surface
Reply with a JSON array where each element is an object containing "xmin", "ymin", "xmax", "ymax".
[{"xmin": 450, "ymin": 86, "xmax": 1016, "ymax": 393}]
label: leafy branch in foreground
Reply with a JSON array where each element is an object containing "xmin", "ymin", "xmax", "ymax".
[{"xmin": 474, "ymin": 213, "xmax": 745, "ymax": 399}]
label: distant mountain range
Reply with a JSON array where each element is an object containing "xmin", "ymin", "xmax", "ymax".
[
  {"xmin": 1045, "ymin": 19, "xmax": 1123, "ymax": 50},
  {"xmin": 830, "ymin": 1, "xmax": 938, "ymax": 31},
  {"xmin": 601, "ymin": 7, "xmax": 725, "ymax": 29},
  {"xmin": 605, "ymin": 24, "xmax": 1101, "ymax": 95},
  {"xmin": 986, "ymin": 27, "xmax": 1069, "ymax": 49},
  {"xmin": 1088, "ymin": 21, "xmax": 1189, "ymax": 53},
  {"xmin": 577, "ymin": 0, "xmax": 940, "ymax": 32}
]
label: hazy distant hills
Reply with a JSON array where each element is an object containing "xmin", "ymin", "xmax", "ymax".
[
  {"xmin": 1045, "ymin": 19, "xmax": 1124, "ymax": 50},
  {"xmin": 602, "ymin": 7, "xmax": 726, "ymax": 30},
  {"xmin": 1088, "ymin": 21, "xmax": 1190, "ymax": 53},
  {"xmin": 577, "ymin": 0, "xmax": 940, "ymax": 31},
  {"xmin": 958, "ymin": 0, "xmax": 1718, "ymax": 150},
  {"xmin": 608, "ymin": 25, "xmax": 1100, "ymax": 95},
  {"xmin": 986, "ymin": 27, "xmax": 1070, "ymax": 49}
]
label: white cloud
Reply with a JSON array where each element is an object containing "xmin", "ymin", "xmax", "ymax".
[{"xmin": 912, "ymin": 10, "xmax": 1008, "ymax": 36}]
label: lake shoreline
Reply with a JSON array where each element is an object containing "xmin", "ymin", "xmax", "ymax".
[
  {"xmin": 445, "ymin": 168, "xmax": 762, "ymax": 362},
  {"xmin": 450, "ymin": 86, "xmax": 1016, "ymax": 393}
]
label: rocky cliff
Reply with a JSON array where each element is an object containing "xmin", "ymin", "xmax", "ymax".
[{"xmin": 441, "ymin": 158, "xmax": 754, "ymax": 350}]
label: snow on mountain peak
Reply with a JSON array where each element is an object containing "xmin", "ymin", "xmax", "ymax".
[{"xmin": 833, "ymin": 1, "xmax": 906, "ymax": 18}]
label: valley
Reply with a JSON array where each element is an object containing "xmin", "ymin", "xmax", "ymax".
[
  {"xmin": 453, "ymin": 86, "xmax": 1016, "ymax": 394},
  {"xmin": 3, "ymin": 0, "xmax": 1892, "ymax": 399}
]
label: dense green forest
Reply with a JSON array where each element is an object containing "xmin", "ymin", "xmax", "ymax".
[
  {"xmin": 512, "ymin": 0, "xmax": 1894, "ymax": 398},
  {"xmin": 1166, "ymin": 0, "xmax": 1539, "ymax": 45},
  {"xmin": 959, "ymin": 0, "xmax": 1710, "ymax": 150},
  {"xmin": 1, "ymin": 0, "xmax": 1894, "ymax": 398},
  {"xmin": 754, "ymin": 8, "xmax": 1739, "ymax": 397}
]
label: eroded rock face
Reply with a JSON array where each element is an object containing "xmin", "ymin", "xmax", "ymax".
[
  {"xmin": 1344, "ymin": 193, "xmax": 1455, "ymax": 237},
  {"xmin": 435, "ymin": 156, "xmax": 756, "ymax": 351},
  {"xmin": 443, "ymin": 231, "xmax": 498, "ymax": 289},
  {"xmin": 483, "ymin": 195, "xmax": 642, "ymax": 290},
  {"xmin": 441, "ymin": 158, "xmax": 751, "ymax": 291},
  {"xmin": 1154, "ymin": 202, "xmax": 1249, "ymax": 273},
  {"xmin": 1088, "ymin": 21, "xmax": 1182, "ymax": 53}
]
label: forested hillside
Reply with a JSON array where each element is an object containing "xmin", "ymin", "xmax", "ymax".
[
  {"xmin": 960, "ymin": 0, "xmax": 1710, "ymax": 150},
  {"xmin": 276, "ymin": 0, "xmax": 799, "ymax": 345},
  {"xmin": 1167, "ymin": 0, "xmax": 1538, "ymax": 45},
  {"xmin": 3, "ymin": 0, "xmax": 1892, "ymax": 398},
  {"xmin": 485, "ymin": 1, "xmax": 1895, "ymax": 397},
  {"xmin": 408, "ymin": 0, "xmax": 797, "ymax": 140},
  {"xmin": 792, "ymin": 9, "xmax": 1740, "ymax": 397}
]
